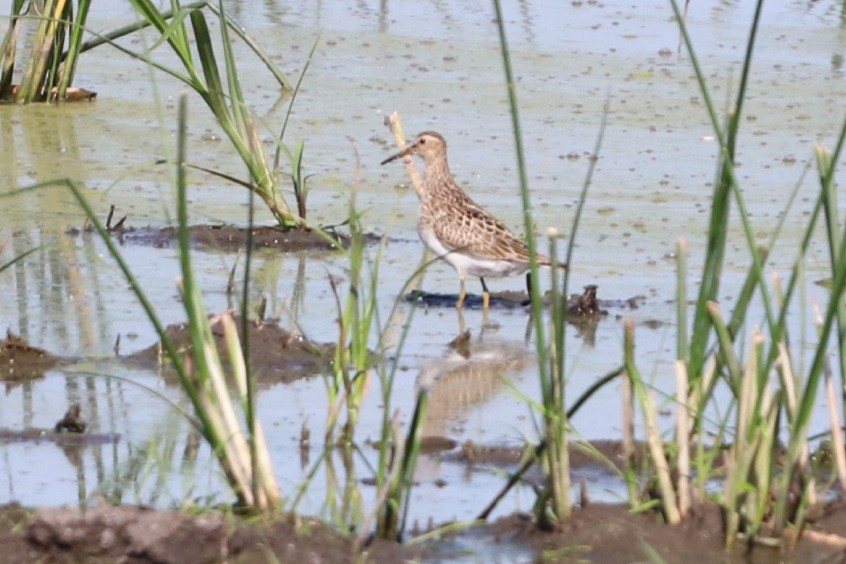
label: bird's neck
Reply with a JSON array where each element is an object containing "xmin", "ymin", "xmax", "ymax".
[{"xmin": 422, "ymin": 157, "xmax": 456, "ymax": 199}]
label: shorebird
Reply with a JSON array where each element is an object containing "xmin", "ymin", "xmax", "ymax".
[{"xmin": 381, "ymin": 131, "xmax": 565, "ymax": 310}]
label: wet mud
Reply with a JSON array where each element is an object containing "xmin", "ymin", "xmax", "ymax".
[
  {"xmin": 116, "ymin": 224, "xmax": 347, "ymax": 253},
  {"xmin": 0, "ymin": 331, "xmax": 59, "ymax": 382},
  {"xmin": 125, "ymin": 316, "xmax": 335, "ymax": 384},
  {"xmin": 485, "ymin": 501, "xmax": 846, "ymax": 563},
  {"xmin": 2, "ymin": 501, "xmax": 845, "ymax": 563},
  {"xmin": 67, "ymin": 210, "xmax": 350, "ymax": 253},
  {"xmin": 0, "ymin": 504, "xmax": 425, "ymax": 564},
  {"xmin": 1, "ymin": 316, "xmax": 334, "ymax": 386}
]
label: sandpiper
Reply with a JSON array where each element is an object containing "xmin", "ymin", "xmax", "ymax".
[{"xmin": 381, "ymin": 131, "xmax": 565, "ymax": 310}]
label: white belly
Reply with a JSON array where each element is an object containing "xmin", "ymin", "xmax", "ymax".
[{"xmin": 419, "ymin": 224, "xmax": 529, "ymax": 279}]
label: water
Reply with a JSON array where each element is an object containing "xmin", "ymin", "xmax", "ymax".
[{"xmin": 0, "ymin": 0, "xmax": 844, "ymax": 535}]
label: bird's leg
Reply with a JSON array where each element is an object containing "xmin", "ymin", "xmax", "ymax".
[
  {"xmin": 480, "ymin": 277, "xmax": 491, "ymax": 310},
  {"xmin": 456, "ymin": 277, "xmax": 467, "ymax": 309}
]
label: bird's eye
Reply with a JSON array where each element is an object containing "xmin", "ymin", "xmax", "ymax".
[{"xmin": 419, "ymin": 138, "xmax": 426, "ymax": 145}]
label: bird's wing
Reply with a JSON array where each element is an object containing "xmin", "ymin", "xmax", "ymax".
[{"xmin": 431, "ymin": 197, "xmax": 549, "ymax": 264}]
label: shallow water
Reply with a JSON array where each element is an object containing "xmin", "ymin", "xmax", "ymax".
[{"xmin": 1, "ymin": 0, "xmax": 845, "ymax": 537}]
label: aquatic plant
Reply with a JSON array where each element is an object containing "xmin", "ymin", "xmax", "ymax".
[
  {"xmin": 122, "ymin": 0, "xmax": 301, "ymax": 228},
  {"xmin": 488, "ymin": 0, "xmax": 572, "ymax": 527},
  {"xmin": 41, "ymin": 94, "xmax": 282, "ymax": 512},
  {"xmin": 324, "ymin": 202, "xmax": 377, "ymax": 446},
  {"xmin": 374, "ymin": 388, "xmax": 428, "ymax": 542},
  {"xmin": 0, "ymin": 0, "xmax": 94, "ymax": 102},
  {"xmin": 489, "ymin": 0, "xmax": 607, "ymax": 528},
  {"xmin": 284, "ymin": 114, "xmax": 429, "ymax": 540},
  {"xmin": 485, "ymin": 0, "xmax": 616, "ymax": 528},
  {"xmin": 272, "ymin": 35, "xmax": 321, "ymax": 224},
  {"xmin": 617, "ymin": 0, "xmax": 846, "ymax": 548}
]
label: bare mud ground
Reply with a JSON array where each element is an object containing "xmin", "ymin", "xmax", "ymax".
[
  {"xmin": 69, "ymin": 218, "xmax": 351, "ymax": 253},
  {"xmin": 0, "ymin": 504, "xmax": 423, "ymax": 563},
  {"xmin": 2, "ymin": 501, "xmax": 846, "ymax": 563},
  {"xmin": 125, "ymin": 315, "xmax": 336, "ymax": 385}
]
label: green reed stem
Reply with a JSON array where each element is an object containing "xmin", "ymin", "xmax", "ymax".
[
  {"xmin": 491, "ymin": 0, "xmax": 545, "ymax": 345},
  {"xmin": 0, "ymin": 0, "xmax": 26, "ymax": 98},
  {"xmin": 125, "ymin": 0, "xmax": 298, "ymax": 227},
  {"xmin": 55, "ymin": 0, "xmax": 91, "ymax": 97},
  {"xmin": 493, "ymin": 0, "xmax": 570, "ymax": 524}
]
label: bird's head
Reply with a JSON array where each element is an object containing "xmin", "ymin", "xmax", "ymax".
[{"xmin": 380, "ymin": 131, "xmax": 447, "ymax": 165}]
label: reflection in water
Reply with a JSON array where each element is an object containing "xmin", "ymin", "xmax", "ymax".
[
  {"xmin": 419, "ymin": 336, "xmax": 531, "ymax": 439},
  {"xmin": 236, "ymin": 251, "xmax": 309, "ymax": 326},
  {"xmin": 183, "ymin": 427, "xmax": 201, "ymax": 464},
  {"xmin": 299, "ymin": 419, "xmax": 311, "ymax": 470},
  {"xmin": 1, "ymin": 364, "xmax": 229, "ymax": 509},
  {"xmin": 2, "ymin": 102, "xmax": 116, "ymax": 357},
  {"xmin": 323, "ymin": 444, "xmax": 363, "ymax": 532},
  {"xmin": 7, "ymin": 233, "xmax": 113, "ymax": 355}
]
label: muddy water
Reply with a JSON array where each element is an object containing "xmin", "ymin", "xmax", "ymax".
[{"xmin": 1, "ymin": 0, "xmax": 845, "ymax": 532}]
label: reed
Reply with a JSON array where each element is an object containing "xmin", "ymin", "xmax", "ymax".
[
  {"xmin": 123, "ymin": 0, "xmax": 301, "ymax": 227},
  {"xmin": 619, "ymin": 0, "xmax": 846, "ymax": 547},
  {"xmin": 325, "ymin": 221, "xmax": 430, "ymax": 541},
  {"xmin": 26, "ymin": 93, "xmax": 283, "ymax": 512},
  {"xmin": 324, "ymin": 197, "xmax": 377, "ymax": 446},
  {"xmin": 287, "ymin": 114, "xmax": 430, "ymax": 540},
  {"xmin": 491, "ymin": 0, "xmax": 608, "ymax": 527},
  {"xmin": 0, "ymin": 0, "xmax": 93, "ymax": 102},
  {"xmin": 490, "ymin": 0, "xmax": 567, "ymax": 526}
]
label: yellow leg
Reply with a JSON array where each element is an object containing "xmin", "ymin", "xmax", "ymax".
[
  {"xmin": 456, "ymin": 278, "xmax": 466, "ymax": 309},
  {"xmin": 480, "ymin": 277, "xmax": 491, "ymax": 311}
]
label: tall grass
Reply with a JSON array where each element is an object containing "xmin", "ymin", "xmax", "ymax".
[
  {"xmin": 83, "ymin": 0, "xmax": 305, "ymax": 228},
  {"xmin": 483, "ymin": 0, "xmax": 846, "ymax": 546},
  {"xmin": 611, "ymin": 0, "xmax": 846, "ymax": 548},
  {"xmin": 322, "ymin": 215, "xmax": 430, "ymax": 541},
  {"xmin": 324, "ymin": 198, "xmax": 377, "ymax": 446},
  {"xmin": 490, "ymin": 0, "xmax": 568, "ymax": 526},
  {"xmin": 24, "ymin": 93, "xmax": 283, "ymax": 512},
  {"xmin": 281, "ymin": 115, "xmax": 430, "ymax": 540},
  {"xmin": 124, "ymin": 0, "xmax": 297, "ymax": 227},
  {"xmin": 490, "ymin": 0, "xmax": 615, "ymax": 527},
  {"xmin": 0, "ymin": 0, "xmax": 94, "ymax": 102}
]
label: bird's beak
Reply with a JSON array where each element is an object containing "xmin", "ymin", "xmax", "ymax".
[{"xmin": 380, "ymin": 143, "xmax": 414, "ymax": 165}]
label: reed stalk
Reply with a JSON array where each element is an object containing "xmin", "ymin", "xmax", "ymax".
[
  {"xmin": 33, "ymin": 94, "xmax": 283, "ymax": 511},
  {"xmin": 125, "ymin": 0, "xmax": 299, "ymax": 227},
  {"xmin": 491, "ymin": 0, "xmax": 565, "ymax": 524},
  {"xmin": 3, "ymin": 0, "xmax": 93, "ymax": 102},
  {"xmin": 624, "ymin": 320, "xmax": 680, "ymax": 524},
  {"xmin": 490, "ymin": 0, "xmax": 608, "ymax": 526}
]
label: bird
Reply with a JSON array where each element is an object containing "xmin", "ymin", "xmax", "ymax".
[{"xmin": 381, "ymin": 131, "xmax": 565, "ymax": 310}]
